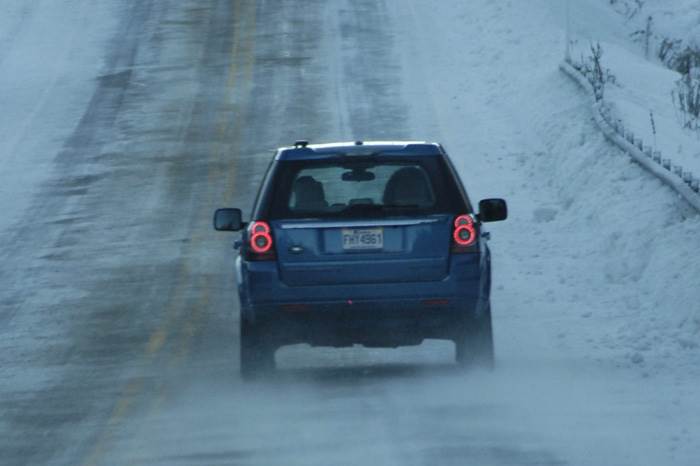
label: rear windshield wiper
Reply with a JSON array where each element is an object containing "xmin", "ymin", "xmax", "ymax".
[
  {"xmin": 337, "ymin": 204, "xmax": 383, "ymax": 215},
  {"xmin": 381, "ymin": 204, "xmax": 420, "ymax": 210},
  {"xmin": 328, "ymin": 203, "xmax": 426, "ymax": 217}
]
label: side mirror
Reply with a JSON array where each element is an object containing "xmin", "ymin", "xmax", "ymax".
[
  {"xmin": 478, "ymin": 199, "xmax": 507, "ymax": 222},
  {"xmin": 213, "ymin": 208, "xmax": 243, "ymax": 231}
]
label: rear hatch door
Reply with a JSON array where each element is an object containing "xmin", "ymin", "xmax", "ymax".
[{"xmin": 274, "ymin": 215, "xmax": 451, "ymax": 286}]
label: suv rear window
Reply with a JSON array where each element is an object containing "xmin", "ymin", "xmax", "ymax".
[{"xmin": 262, "ymin": 157, "xmax": 467, "ymax": 219}]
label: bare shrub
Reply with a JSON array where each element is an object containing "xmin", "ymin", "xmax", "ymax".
[
  {"xmin": 573, "ymin": 43, "xmax": 617, "ymax": 101},
  {"xmin": 609, "ymin": 0, "xmax": 645, "ymax": 19},
  {"xmin": 658, "ymin": 38, "xmax": 682, "ymax": 66},
  {"xmin": 672, "ymin": 69, "xmax": 700, "ymax": 133},
  {"xmin": 671, "ymin": 47, "xmax": 700, "ymax": 75}
]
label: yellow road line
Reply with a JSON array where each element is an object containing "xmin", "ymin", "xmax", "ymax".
[
  {"xmin": 146, "ymin": 328, "xmax": 167, "ymax": 354},
  {"xmin": 81, "ymin": 1, "xmax": 258, "ymax": 463},
  {"xmin": 221, "ymin": 2, "xmax": 256, "ymax": 204}
]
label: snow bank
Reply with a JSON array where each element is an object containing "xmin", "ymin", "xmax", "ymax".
[
  {"xmin": 392, "ymin": 0, "xmax": 700, "ymax": 385},
  {"xmin": 560, "ymin": 60, "xmax": 700, "ymax": 211},
  {"xmin": 565, "ymin": 1, "xmax": 700, "ymax": 206},
  {"xmin": 390, "ymin": 1, "xmax": 700, "ymax": 462}
]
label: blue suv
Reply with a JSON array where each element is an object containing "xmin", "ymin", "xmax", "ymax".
[{"xmin": 214, "ymin": 141, "xmax": 507, "ymax": 376}]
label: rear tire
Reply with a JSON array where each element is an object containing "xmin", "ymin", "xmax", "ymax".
[
  {"xmin": 240, "ymin": 319, "xmax": 275, "ymax": 379},
  {"xmin": 455, "ymin": 305, "xmax": 495, "ymax": 370}
]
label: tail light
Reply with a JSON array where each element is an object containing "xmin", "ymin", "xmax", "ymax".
[
  {"xmin": 451, "ymin": 214, "xmax": 477, "ymax": 252},
  {"xmin": 247, "ymin": 221, "xmax": 276, "ymax": 260}
]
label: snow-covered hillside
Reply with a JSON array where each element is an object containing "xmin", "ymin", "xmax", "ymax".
[
  {"xmin": 567, "ymin": 0, "xmax": 700, "ymax": 186},
  {"xmin": 610, "ymin": 0, "xmax": 700, "ymax": 54},
  {"xmin": 390, "ymin": 0, "xmax": 700, "ymax": 382}
]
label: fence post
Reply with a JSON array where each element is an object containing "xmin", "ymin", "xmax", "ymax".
[
  {"xmin": 692, "ymin": 178, "xmax": 700, "ymax": 193},
  {"xmin": 565, "ymin": 0, "xmax": 571, "ymax": 62},
  {"xmin": 645, "ymin": 16, "xmax": 652, "ymax": 60}
]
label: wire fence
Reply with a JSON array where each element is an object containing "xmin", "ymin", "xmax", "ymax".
[{"xmin": 560, "ymin": 59, "xmax": 700, "ymax": 212}]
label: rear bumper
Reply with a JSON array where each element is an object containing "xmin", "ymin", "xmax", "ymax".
[
  {"xmin": 257, "ymin": 305, "xmax": 468, "ymax": 347},
  {"xmin": 236, "ymin": 252, "xmax": 490, "ymax": 345},
  {"xmin": 239, "ymin": 252, "xmax": 485, "ymax": 301}
]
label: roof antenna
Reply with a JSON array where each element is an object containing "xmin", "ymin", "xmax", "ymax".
[{"xmin": 294, "ymin": 140, "xmax": 309, "ymax": 148}]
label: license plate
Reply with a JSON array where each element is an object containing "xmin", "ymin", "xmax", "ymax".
[{"xmin": 342, "ymin": 228, "xmax": 383, "ymax": 250}]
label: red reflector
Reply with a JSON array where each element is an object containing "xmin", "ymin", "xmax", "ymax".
[
  {"xmin": 279, "ymin": 303, "xmax": 310, "ymax": 312},
  {"xmin": 422, "ymin": 299, "xmax": 450, "ymax": 306}
]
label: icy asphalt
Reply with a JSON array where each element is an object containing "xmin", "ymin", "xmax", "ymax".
[{"xmin": 1, "ymin": 1, "xmax": 699, "ymax": 465}]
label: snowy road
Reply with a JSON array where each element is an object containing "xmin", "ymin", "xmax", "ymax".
[{"xmin": 1, "ymin": 1, "xmax": 699, "ymax": 465}]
